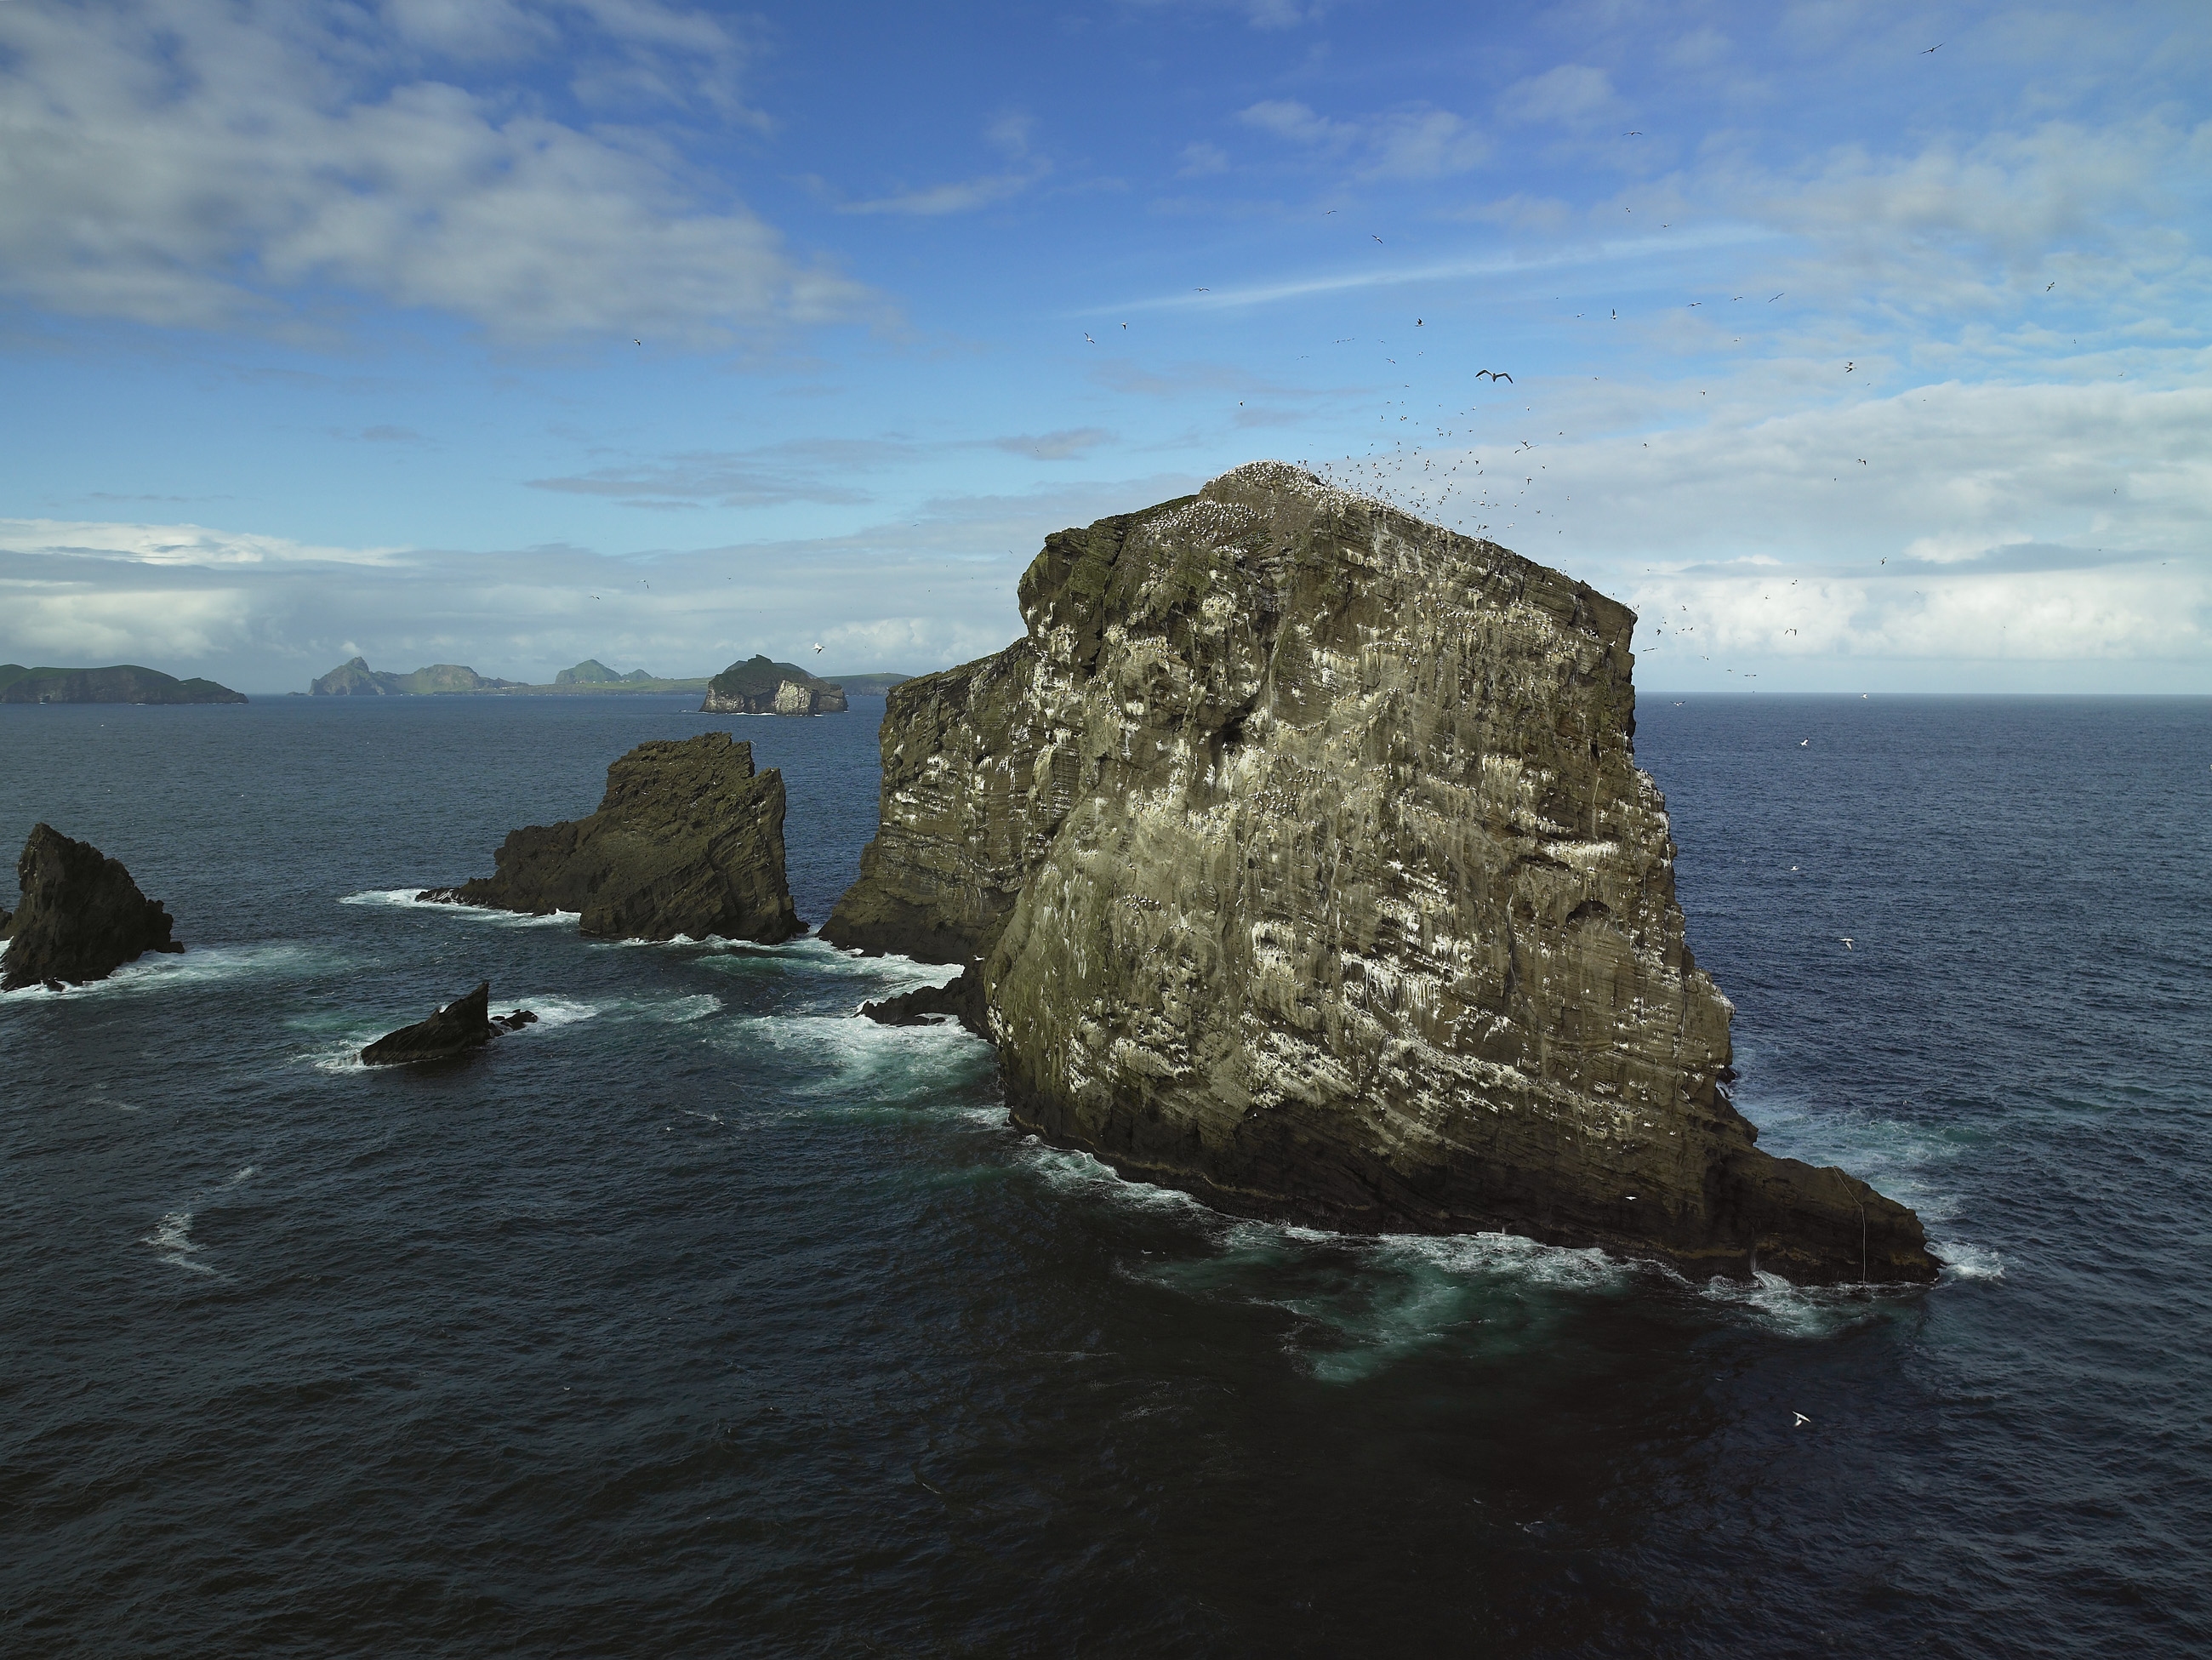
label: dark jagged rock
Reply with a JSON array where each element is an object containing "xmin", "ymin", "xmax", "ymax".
[
  {"xmin": 1, "ymin": 824, "xmax": 185, "ymax": 990},
  {"xmin": 858, "ymin": 973, "xmax": 983, "ymax": 1030},
  {"xmin": 824, "ymin": 462, "xmax": 1936, "ymax": 1286},
  {"xmin": 362, "ymin": 982, "xmax": 506, "ymax": 1064},
  {"xmin": 423, "ymin": 731, "xmax": 801, "ymax": 943},
  {"xmin": 701, "ymin": 655, "xmax": 848, "ymax": 716},
  {"xmin": 0, "ymin": 664, "xmax": 245, "ymax": 704}
]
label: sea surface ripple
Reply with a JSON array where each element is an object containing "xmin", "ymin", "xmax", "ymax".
[{"xmin": 2, "ymin": 692, "xmax": 2207, "ymax": 1657}]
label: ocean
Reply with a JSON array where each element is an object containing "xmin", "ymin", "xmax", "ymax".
[{"xmin": 2, "ymin": 692, "xmax": 2207, "ymax": 1657}]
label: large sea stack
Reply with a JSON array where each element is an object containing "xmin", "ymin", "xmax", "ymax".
[
  {"xmin": 824, "ymin": 462, "xmax": 1936, "ymax": 1285},
  {"xmin": 701, "ymin": 656, "xmax": 847, "ymax": 716},
  {"xmin": 1, "ymin": 824, "xmax": 185, "ymax": 990},
  {"xmin": 423, "ymin": 732, "xmax": 801, "ymax": 943}
]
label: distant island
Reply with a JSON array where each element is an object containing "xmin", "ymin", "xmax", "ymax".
[
  {"xmin": 306, "ymin": 654, "xmax": 913, "ymax": 706},
  {"xmin": 701, "ymin": 656, "xmax": 847, "ymax": 716},
  {"xmin": 0, "ymin": 664, "xmax": 247, "ymax": 705},
  {"xmin": 311, "ymin": 657, "xmax": 708, "ymax": 695}
]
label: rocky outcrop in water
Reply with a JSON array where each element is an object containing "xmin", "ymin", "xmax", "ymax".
[
  {"xmin": 361, "ymin": 982, "xmax": 535, "ymax": 1064},
  {"xmin": 421, "ymin": 732, "xmax": 801, "ymax": 943},
  {"xmin": 701, "ymin": 656, "xmax": 847, "ymax": 716},
  {"xmin": 823, "ymin": 462, "xmax": 1936, "ymax": 1286},
  {"xmin": 1, "ymin": 824, "xmax": 185, "ymax": 990},
  {"xmin": 0, "ymin": 664, "xmax": 245, "ymax": 704}
]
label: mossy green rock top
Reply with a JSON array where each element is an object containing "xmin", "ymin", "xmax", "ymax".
[
  {"xmin": 824, "ymin": 461, "xmax": 1935, "ymax": 1286},
  {"xmin": 425, "ymin": 732, "xmax": 800, "ymax": 943}
]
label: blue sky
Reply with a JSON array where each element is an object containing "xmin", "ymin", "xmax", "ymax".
[{"xmin": 2, "ymin": 0, "xmax": 2205, "ymax": 693}]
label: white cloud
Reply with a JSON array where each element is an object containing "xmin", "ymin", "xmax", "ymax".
[
  {"xmin": 0, "ymin": 476, "xmax": 1200, "ymax": 689},
  {"xmin": 0, "ymin": 519, "xmax": 408, "ymax": 568},
  {"xmin": 1237, "ymin": 100, "xmax": 1487, "ymax": 179},
  {"xmin": 1326, "ymin": 377, "xmax": 2211, "ymax": 680},
  {"xmin": 1497, "ymin": 64, "xmax": 1618, "ymax": 127},
  {"xmin": 0, "ymin": 0, "xmax": 876, "ymax": 342}
]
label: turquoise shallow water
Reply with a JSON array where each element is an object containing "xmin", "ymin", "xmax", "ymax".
[{"xmin": 2, "ymin": 692, "xmax": 2208, "ymax": 1657}]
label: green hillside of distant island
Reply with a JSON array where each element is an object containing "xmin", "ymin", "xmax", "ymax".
[{"xmin": 0, "ymin": 664, "xmax": 247, "ymax": 705}]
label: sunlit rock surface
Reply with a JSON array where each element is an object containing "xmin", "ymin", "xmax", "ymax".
[{"xmin": 825, "ymin": 462, "xmax": 1934, "ymax": 1285}]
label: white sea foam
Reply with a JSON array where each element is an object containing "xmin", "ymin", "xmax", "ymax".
[
  {"xmin": 1932, "ymin": 1239, "xmax": 2005, "ymax": 1281},
  {"xmin": 143, "ymin": 1209, "xmax": 217, "ymax": 1275},
  {"xmin": 1371, "ymin": 1229, "xmax": 1633, "ymax": 1294},
  {"xmin": 1016, "ymin": 1139, "xmax": 1213, "ymax": 1215},
  {"xmin": 1696, "ymin": 1269, "xmax": 1913, "ymax": 1338},
  {"xmin": 697, "ymin": 936, "xmax": 967, "ymax": 999},
  {"xmin": 2, "ymin": 943, "xmax": 336, "ymax": 1001},
  {"xmin": 717, "ymin": 1012, "xmax": 990, "ymax": 1104},
  {"xmin": 338, "ymin": 889, "xmax": 579, "ymax": 927}
]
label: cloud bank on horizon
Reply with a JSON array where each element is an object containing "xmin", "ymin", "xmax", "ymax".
[{"xmin": 0, "ymin": 0, "xmax": 2204, "ymax": 693}]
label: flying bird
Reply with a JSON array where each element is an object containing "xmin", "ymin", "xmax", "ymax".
[
  {"xmin": 1769, "ymin": 293, "xmax": 1784, "ymax": 302},
  {"xmin": 2046, "ymin": 282, "xmax": 2055, "ymax": 291},
  {"xmin": 1372, "ymin": 235, "xmax": 1384, "ymax": 243},
  {"xmin": 1800, "ymin": 739, "xmax": 1810, "ymax": 746},
  {"xmin": 1922, "ymin": 42, "xmax": 1942, "ymax": 53},
  {"xmin": 812, "ymin": 642, "xmax": 823, "ymax": 654},
  {"xmin": 1839, "ymin": 938, "xmax": 1855, "ymax": 950},
  {"xmin": 1084, "ymin": 333, "xmax": 1095, "ymax": 344},
  {"xmin": 1794, "ymin": 1412, "xmax": 1811, "ymax": 1427},
  {"xmin": 632, "ymin": 339, "xmax": 641, "ymax": 345},
  {"xmin": 1475, "ymin": 370, "xmax": 1514, "ymax": 383},
  {"xmin": 1623, "ymin": 130, "xmax": 1642, "ymax": 136}
]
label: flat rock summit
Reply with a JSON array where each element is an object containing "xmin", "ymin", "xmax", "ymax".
[{"xmin": 827, "ymin": 461, "xmax": 1936, "ymax": 1285}]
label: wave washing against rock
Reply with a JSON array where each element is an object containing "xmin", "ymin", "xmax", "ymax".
[{"xmin": 339, "ymin": 888, "xmax": 580, "ymax": 927}]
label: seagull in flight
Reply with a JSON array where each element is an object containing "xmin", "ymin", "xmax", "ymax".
[
  {"xmin": 812, "ymin": 642, "xmax": 823, "ymax": 654},
  {"xmin": 1922, "ymin": 42, "xmax": 1942, "ymax": 53},
  {"xmin": 1794, "ymin": 1412, "xmax": 1812, "ymax": 1427},
  {"xmin": 1839, "ymin": 938, "xmax": 1855, "ymax": 950},
  {"xmin": 1372, "ymin": 234, "xmax": 1384, "ymax": 244},
  {"xmin": 1800, "ymin": 739, "xmax": 1810, "ymax": 746},
  {"xmin": 1475, "ymin": 369, "xmax": 1514, "ymax": 383}
]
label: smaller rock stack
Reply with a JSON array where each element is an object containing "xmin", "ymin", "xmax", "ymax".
[
  {"xmin": 1, "ymin": 824, "xmax": 185, "ymax": 990},
  {"xmin": 420, "ymin": 731, "xmax": 801, "ymax": 943}
]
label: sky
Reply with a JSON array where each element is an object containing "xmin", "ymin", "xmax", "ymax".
[{"xmin": 1, "ymin": 0, "xmax": 2206, "ymax": 695}]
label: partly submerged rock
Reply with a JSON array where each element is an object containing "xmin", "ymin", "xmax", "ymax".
[
  {"xmin": 422, "ymin": 731, "xmax": 801, "ymax": 943},
  {"xmin": 701, "ymin": 655, "xmax": 847, "ymax": 716},
  {"xmin": 361, "ymin": 982, "xmax": 537, "ymax": 1064},
  {"xmin": 858, "ymin": 976, "xmax": 983, "ymax": 1029},
  {"xmin": 824, "ymin": 462, "xmax": 1936, "ymax": 1286},
  {"xmin": 1, "ymin": 824, "xmax": 185, "ymax": 990}
]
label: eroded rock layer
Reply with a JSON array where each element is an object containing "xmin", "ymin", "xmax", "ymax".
[
  {"xmin": 1, "ymin": 824, "xmax": 184, "ymax": 990},
  {"xmin": 425, "ymin": 732, "xmax": 801, "ymax": 943},
  {"xmin": 824, "ymin": 462, "xmax": 1934, "ymax": 1285}
]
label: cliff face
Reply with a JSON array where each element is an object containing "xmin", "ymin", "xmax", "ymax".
[
  {"xmin": 701, "ymin": 656, "xmax": 848, "ymax": 716},
  {"xmin": 424, "ymin": 732, "xmax": 800, "ymax": 943},
  {"xmin": 0, "ymin": 665, "xmax": 245, "ymax": 704},
  {"xmin": 2, "ymin": 824, "xmax": 185, "ymax": 990},
  {"xmin": 824, "ymin": 463, "xmax": 1935, "ymax": 1286}
]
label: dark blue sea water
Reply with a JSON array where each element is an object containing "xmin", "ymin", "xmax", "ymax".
[{"xmin": 3, "ymin": 693, "xmax": 2208, "ymax": 1657}]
